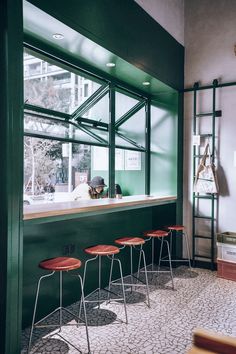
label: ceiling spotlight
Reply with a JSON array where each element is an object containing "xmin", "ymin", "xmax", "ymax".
[
  {"xmin": 106, "ymin": 62, "xmax": 116, "ymax": 67},
  {"xmin": 142, "ymin": 81, "xmax": 150, "ymax": 86},
  {"xmin": 52, "ymin": 33, "xmax": 64, "ymax": 40}
]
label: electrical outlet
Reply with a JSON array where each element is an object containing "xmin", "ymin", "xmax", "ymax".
[
  {"xmin": 62, "ymin": 244, "xmax": 70, "ymax": 255},
  {"xmin": 69, "ymin": 244, "xmax": 75, "ymax": 254},
  {"xmin": 62, "ymin": 244, "xmax": 75, "ymax": 255}
]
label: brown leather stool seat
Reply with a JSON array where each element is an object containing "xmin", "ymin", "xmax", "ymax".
[
  {"xmin": 144, "ymin": 230, "xmax": 169, "ymax": 238},
  {"xmin": 84, "ymin": 244, "xmax": 120, "ymax": 256},
  {"xmin": 115, "ymin": 237, "xmax": 145, "ymax": 246},
  {"xmin": 168, "ymin": 225, "xmax": 185, "ymax": 232},
  {"xmin": 39, "ymin": 257, "xmax": 82, "ymax": 271},
  {"xmin": 28, "ymin": 256, "xmax": 90, "ymax": 353}
]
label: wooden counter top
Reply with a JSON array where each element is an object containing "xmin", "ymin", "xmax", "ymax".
[{"xmin": 23, "ymin": 195, "xmax": 177, "ymax": 224}]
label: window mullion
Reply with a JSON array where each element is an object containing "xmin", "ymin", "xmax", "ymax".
[
  {"xmin": 109, "ymin": 84, "xmax": 116, "ymax": 198},
  {"xmin": 145, "ymin": 99, "xmax": 151, "ymax": 195},
  {"xmin": 115, "ymin": 100, "xmax": 145, "ymax": 128},
  {"xmin": 115, "ymin": 131, "xmax": 145, "ymax": 151},
  {"xmin": 72, "ymin": 84, "xmax": 109, "ymax": 119}
]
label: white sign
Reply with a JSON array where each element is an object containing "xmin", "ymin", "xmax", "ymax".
[
  {"xmin": 125, "ymin": 150, "xmax": 141, "ymax": 170},
  {"xmin": 115, "ymin": 149, "xmax": 124, "ymax": 170},
  {"xmin": 92, "ymin": 146, "xmax": 108, "ymax": 171}
]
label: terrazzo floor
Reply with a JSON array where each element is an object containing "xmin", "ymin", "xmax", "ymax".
[{"xmin": 21, "ymin": 266, "xmax": 236, "ymax": 353}]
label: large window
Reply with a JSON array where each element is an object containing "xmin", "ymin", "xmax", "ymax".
[
  {"xmin": 24, "ymin": 48, "xmax": 110, "ymax": 205},
  {"xmin": 23, "ymin": 47, "xmax": 178, "ymax": 207}
]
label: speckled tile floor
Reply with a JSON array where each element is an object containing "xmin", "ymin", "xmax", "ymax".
[{"xmin": 21, "ymin": 266, "xmax": 236, "ymax": 353}]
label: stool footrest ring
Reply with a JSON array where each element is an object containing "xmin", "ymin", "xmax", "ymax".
[
  {"xmin": 34, "ymin": 306, "xmax": 86, "ymax": 328},
  {"xmin": 111, "ymin": 274, "xmax": 147, "ymax": 287}
]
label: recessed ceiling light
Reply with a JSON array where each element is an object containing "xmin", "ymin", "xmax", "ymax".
[
  {"xmin": 52, "ymin": 33, "xmax": 64, "ymax": 40},
  {"xmin": 106, "ymin": 62, "xmax": 116, "ymax": 67},
  {"xmin": 142, "ymin": 81, "xmax": 150, "ymax": 86}
]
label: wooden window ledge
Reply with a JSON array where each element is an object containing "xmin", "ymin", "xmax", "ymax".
[{"xmin": 23, "ymin": 195, "xmax": 177, "ymax": 224}]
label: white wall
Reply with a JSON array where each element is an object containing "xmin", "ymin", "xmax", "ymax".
[
  {"xmin": 184, "ymin": 0, "xmax": 236, "ymax": 259},
  {"xmin": 134, "ymin": 0, "xmax": 184, "ymax": 45}
]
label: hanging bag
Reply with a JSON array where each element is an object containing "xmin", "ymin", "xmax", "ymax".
[{"xmin": 194, "ymin": 143, "xmax": 219, "ymax": 194}]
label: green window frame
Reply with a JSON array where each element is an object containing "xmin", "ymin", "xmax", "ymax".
[{"xmin": 23, "ymin": 47, "xmax": 151, "ymax": 198}]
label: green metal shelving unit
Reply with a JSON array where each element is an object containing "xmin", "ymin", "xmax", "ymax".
[{"xmin": 192, "ymin": 80, "xmax": 221, "ymax": 269}]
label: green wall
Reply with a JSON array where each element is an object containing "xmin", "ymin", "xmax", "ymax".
[
  {"xmin": 115, "ymin": 152, "xmax": 145, "ymax": 196},
  {"xmin": 150, "ymin": 99, "xmax": 178, "ymax": 197},
  {"xmin": 23, "ymin": 203, "xmax": 176, "ymax": 329},
  {"xmin": 0, "ymin": 0, "xmax": 23, "ymax": 353}
]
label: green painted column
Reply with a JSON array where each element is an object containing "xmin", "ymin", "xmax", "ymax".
[
  {"xmin": 109, "ymin": 84, "xmax": 115, "ymax": 197},
  {"xmin": 0, "ymin": 0, "xmax": 23, "ymax": 353},
  {"xmin": 145, "ymin": 99, "xmax": 151, "ymax": 195},
  {"xmin": 176, "ymin": 92, "xmax": 184, "ymax": 257}
]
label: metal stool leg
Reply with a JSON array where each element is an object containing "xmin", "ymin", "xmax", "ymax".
[
  {"xmin": 112, "ymin": 257, "xmax": 128, "ymax": 324},
  {"xmin": 59, "ymin": 271, "xmax": 63, "ymax": 331},
  {"xmin": 151, "ymin": 237, "xmax": 155, "ymax": 271},
  {"xmin": 98, "ymin": 255, "xmax": 101, "ymax": 308},
  {"xmin": 170, "ymin": 230, "xmax": 173, "ymax": 255},
  {"xmin": 157, "ymin": 237, "xmax": 164, "ymax": 272},
  {"xmin": 164, "ymin": 239, "xmax": 174, "ymax": 289},
  {"xmin": 130, "ymin": 246, "xmax": 134, "ymax": 291},
  {"xmin": 28, "ymin": 271, "xmax": 55, "ymax": 354},
  {"xmin": 139, "ymin": 246, "xmax": 150, "ymax": 307},
  {"xmin": 77, "ymin": 274, "xmax": 91, "ymax": 354},
  {"xmin": 107, "ymin": 254, "xmax": 114, "ymax": 303},
  {"xmin": 183, "ymin": 231, "xmax": 192, "ymax": 271},
  {"xmin": 79, "ymin": 256, "xmax": 98, "ymax": 317},
  {"xmin": 137, "ymin": 247, "xmax": 142, "ymax": 278},
  {"xmin": 138, "ymin": 236, "xmax": 152, "ymax": 276}
]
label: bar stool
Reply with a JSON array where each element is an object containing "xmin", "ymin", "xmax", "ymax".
[
  {"xmin": 28, "ymin": 257, "xmax": 90, "ymax": 354},
  {"xmin": 141, "ymin": 230, "xmax": 174, "ymax": 289},
  {"xmin": 80, "ymin": 244, "xmax": 128, "ymax": 324},
  {"xmin": 167, "ymin": 225, "xmax": 192, "ymax": 270},
  {"xmin": 112, "ymin": 237, "xmax": 150, "ymax": 307}
]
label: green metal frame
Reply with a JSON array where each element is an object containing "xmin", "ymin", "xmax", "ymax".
[
  {"xmin": 145, "ymin": 99, "xmax": 151, "ymax": 195},
  {"xmin": 23, "ymin": 47, "xmax": 149, "ymax": 195},
  {"xmin": 115, "ymin": 100, "xmax": 146, "ymax": 128},
  {"xmin": 191, "ymin": 80, "xmax": 220, "ymax": 269},
  {"xmin": 0, "ymin": 0, "xmax": 23, "ymax": 353},
  {"xmin": 109, "ymin": 84, "xmax": 116, "ymax": 197},
  {"xmin": 72, "ymin": 84, "xmax": 109, "ymax": 119}
]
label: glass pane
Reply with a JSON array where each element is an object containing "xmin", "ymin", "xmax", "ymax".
[
  {"xmin": 24, "ymin": 137, "xmax": 95, "ymax": 205},
  {"xmin": 81, "ymin": 93, "xmax": 109, "ymax": 123},
  {"xmin": 90, "ymin": 146, "xmax": 109, "ymax": 193},
  {"xmin": 150, "ymin": 104, "xmax": 178, "ymax": 197},
  {"xmin": 115, "ymin": 149, "xmax": 145, "ymax": 196},
  {"xmin": 24, "ymin": 114, "xmax": 108, "ymax": 145},
  {"xmin": 115, "ymin": 135, "xmax": 139, "ymax": 149},
  {"xmin": 24, "ymin": 49, "xmax": 102, "ymax": 114},
  {"xmin": 115, "ymin": 91, "xmax": 140, "ymax": 120},
  {"xmin": 116, "ymin": 107, "xmax": 146, "ymax": 148}
]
